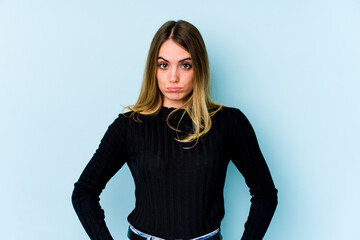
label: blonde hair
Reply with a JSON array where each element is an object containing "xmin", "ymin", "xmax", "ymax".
[{"xmin": 126, "ymin": 20, "xmax": 222, "ymax": 147}]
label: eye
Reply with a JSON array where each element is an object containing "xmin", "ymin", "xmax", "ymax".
[
  {"xmin": 158, "ymin": 63, "xmax": 168, "ymax": 70},
  {"xmin": 181, "ymin": 63, "xmax": 192, "ymax": 70}
]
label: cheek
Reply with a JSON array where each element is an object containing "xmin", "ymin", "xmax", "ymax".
[
  {"xmin": 185, "ymin": 72, "xmax": 194, "ymax": 89},
  {"xmin": 156, "ymin": 72, "xmax": 165, "ymax": 88}
]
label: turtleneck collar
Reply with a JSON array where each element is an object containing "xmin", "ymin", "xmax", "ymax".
[
  {"xmin": 160, "ymin": 105, "xmax": 186, "ymax": 114},
  {"xmin": 158, "ymin": 106, "xmax": 189, "ymax": 122}
]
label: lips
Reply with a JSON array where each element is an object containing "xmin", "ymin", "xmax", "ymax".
[{"xmin": 167, "ymin": 87, "xmax": 182, "ymax": 93}]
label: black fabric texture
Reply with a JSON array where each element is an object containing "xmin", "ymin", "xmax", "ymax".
[{"xmin": 71, "ymin": 106, "xmax": 278, "ymax": 240}]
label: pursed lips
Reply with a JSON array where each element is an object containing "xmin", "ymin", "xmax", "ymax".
[{"xmin": 167, "ymin": 87, "xmax": 182, "ymax": 92}]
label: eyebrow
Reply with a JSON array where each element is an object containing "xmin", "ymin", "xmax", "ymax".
[{"xmin": 157, "ymin": 57, "xmax": 192, "ymax": 62}]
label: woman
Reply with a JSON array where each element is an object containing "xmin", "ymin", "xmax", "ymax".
[{"xmin": 72, "ymin": 20, "xmax": 278, "ymax": 240}]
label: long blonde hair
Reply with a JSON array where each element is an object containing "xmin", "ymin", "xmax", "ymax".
[{"xmin": 126, "ymin": 20, "xmax": 222, "ymax": 147}]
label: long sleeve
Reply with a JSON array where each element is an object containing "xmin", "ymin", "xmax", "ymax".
[
  {"xmin": 229, "ymin": 109, "xmax": 278, "ymax": 240},
  {"xmin": 71, "ymin": 114, "xmax": 128, "ymax": 240}
]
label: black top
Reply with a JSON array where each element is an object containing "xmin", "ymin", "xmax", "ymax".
[{"xmin": 72, "ymin": 106, "xmax": 278, "ymax": 240}]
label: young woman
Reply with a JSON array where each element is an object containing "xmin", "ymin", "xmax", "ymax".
[{"xmin": 72, "ymin": 20, "xmax": 278, "ymax": 240}]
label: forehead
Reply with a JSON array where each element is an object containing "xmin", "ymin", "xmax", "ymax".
[{"xmin": 158, "ymin": 39, "xmax": 191, "ymax": 60}]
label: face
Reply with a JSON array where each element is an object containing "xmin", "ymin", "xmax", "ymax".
[{"xmin": 157, "ymin": 39, "xmax": 194, "ymax": 108}]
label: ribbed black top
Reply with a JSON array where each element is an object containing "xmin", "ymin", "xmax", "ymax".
[{"xmin": 72, "ymin": 106, "xmax": 278, "ymax": 240}]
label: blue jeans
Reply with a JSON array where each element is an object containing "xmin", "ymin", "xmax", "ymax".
[{"xmin": 127, "ymin": 224, "xmax": 223, "ymax": 240}]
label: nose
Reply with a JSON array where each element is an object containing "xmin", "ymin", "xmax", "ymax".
[{"xmin": 169, "ymin": 66, "xmax": 179, "ymax": 82}]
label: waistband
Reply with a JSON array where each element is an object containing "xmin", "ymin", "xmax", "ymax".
[{"xmin": 127, "ymin": 225, "xmax": 222, "ymax": 240}]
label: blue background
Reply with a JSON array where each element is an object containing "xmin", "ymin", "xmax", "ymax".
[{"xmin": 1, "ymin": 1, "xmax": 359, "ymax": 239}]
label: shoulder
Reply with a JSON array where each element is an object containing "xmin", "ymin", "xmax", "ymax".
[
  {"xmin": 114, "ymin": 110, "xmax": 153, "ymax": 129},
  {"xmin": 119, "ymin": 110, "xmax": 133, "ymax": 119},
  {"xmin": 113, "ymin": 111, "xmax": 130, "ymax": 123},
  {"xmin": 214, "ymin": 106, "xmax": 247, "ymax": 122},
  {"xmin": 213, "ymin": 106, "xmax": 255, "ymax": 136},
  {"xmin": 108, "ymin": 111, "xmax": 133, "ymax": 131}
]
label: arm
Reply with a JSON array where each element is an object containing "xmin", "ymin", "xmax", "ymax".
[
  {"xmin": 71, "ymin": 114, "xmax": 128, "ymax": 240},
  {"xmin": 229, "ymin": 109, "xmax": 278, "ymax": 240}
]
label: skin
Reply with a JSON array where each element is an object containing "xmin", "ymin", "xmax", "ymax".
[{"xmin": 157, "ymin": 39, "xmax": 194, "ymax": 108}]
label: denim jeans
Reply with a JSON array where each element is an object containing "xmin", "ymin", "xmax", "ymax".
[{"xmin": 127, "ymin": 224, "xmax": 223, "ymax": 240}]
